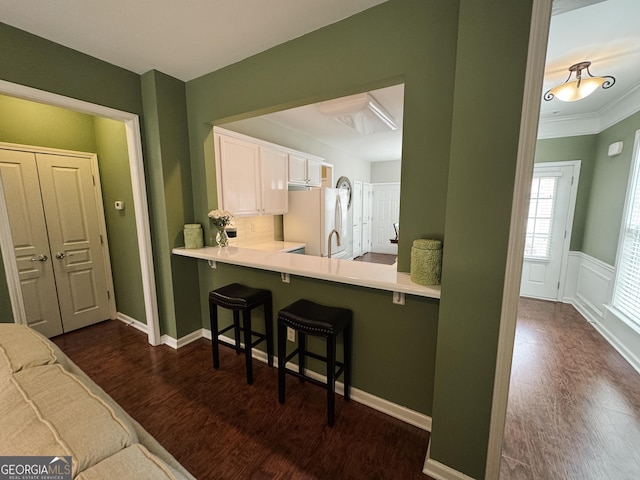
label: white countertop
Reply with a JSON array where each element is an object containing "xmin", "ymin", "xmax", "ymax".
[
  {"xmin": 172, "ymin": 246, "xmax": 441, "ymax": 300},
  {"xmin": 241, "ymin": 241, "xmax": 305, "ymax": 252}
]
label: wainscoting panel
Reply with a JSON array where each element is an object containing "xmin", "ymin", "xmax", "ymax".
[
  {"xmin": 575, "ymin": 257, "xmax": 614, "ymax": 319},
  {"xmin": 563, "ymin": 252, "xmax": 640, "ymax": 374}
]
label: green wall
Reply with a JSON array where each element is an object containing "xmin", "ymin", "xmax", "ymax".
[
  {"xmin": 0, "ymin": 94, "xmax": 94, "ymax": 320},
  {"xmin": 431, "ymin": 1, "xmax": 532, "ymax": 477},
  {"xmin": 1, "ymin": 21, "xmax": 200, "ymax": 338},
  {"xmin": 535, "ymin": 134, "xmax": 598, "ymax": 252},
  {"xmin": 535, "ymin": 110, "xmax": 640, "ymax": 266},
  {"xmin": 196, "ymin": 261, "xmax": 439, "ymax": 413},
  {"xmin": 185, "ymin": 0, "xmax": 457, "ymax": 411},
  {"xmin": 93, "ymin": 117, "xmax": 146, "ymax": 323},
  {"xmin": 141, "ymin": 70, "xmax": 201, "ymax": 338},
  {"xmin": 583, "ymin": 111, "xmax": 640, "ymax": 265},
  {"xmin": 0, "ymin": 23, "xmax": 142, "ymax": 114},
  {"xmin": 183, "ymin": 1, "xmax": 533, "ymax": 478},
  {"xmin": 0, "ymin": 94, "xmax": 146, "ymax": 324},
  {"xmin": 1, "ymin": 2, "xmax": 537, "ymax": 477}
]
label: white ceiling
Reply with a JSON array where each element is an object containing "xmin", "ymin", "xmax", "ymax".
[
  {"xmin": 2, "ymin": 0, "xmax": 639, "ymax": 157},
  {"xmin": 0, "ymin": 0, "xmax": 387, "ymax": 81},
  {"xmin": 541, "ymin": 0, "xmax": 640, "ymax": 122},
  {"xmin": 230, "ymin": 84, "xmax": 405, "ymax": 163}
]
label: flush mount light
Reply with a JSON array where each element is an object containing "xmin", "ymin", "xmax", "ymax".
[
  {"xmin": 544, "ymin": 61, "xmax": 615, "ymax": 102},
  {"xmin": 317, "ymin": 93, "xmax": 397, "ymax": 135}
]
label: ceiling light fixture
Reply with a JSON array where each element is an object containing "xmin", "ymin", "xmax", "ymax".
[
  {"xmin": 544, "ymin": 61, "xmax": 615, "ymax": 102},
  {"xmin": 317, "ymin": 93, "xmax": 397, "ymax": 135}
]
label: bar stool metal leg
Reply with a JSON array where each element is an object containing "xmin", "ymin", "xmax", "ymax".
[
  {"xmin": 298, "ymin": 332, "xmax": 306, "ymax": 383},
  {"xmin": 343, "ymin": 324, "xmax": 352, "ymax": 401},
  {"xmin": 327, "ymin": 333, "xmax": 336, "ymax": 426},
  {"xmin": 278, "ymin": 320, "xmax": 287, "ymax": 404},
  {"xmin": 209, "ymin": 296, "xmax": 220, "ymax": 369},
  {"xmin": 264, "ymin": 297, "xmax": 274, "ymax": 367},
  {"xmin": 232, "ymin": 310, "xmax": 241, "ymax": 354},
  {"xmin": 242, "ymin": 308, "xmax": 254, "ymax": 385}
]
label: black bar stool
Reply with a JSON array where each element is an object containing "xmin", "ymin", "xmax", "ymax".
[
  {"xmin": 277, "ymin": 299, "xmax": 352, "ymax": 426},
  {"xmin": 208, "ymin": 283, "xmax": 273, "ymax": 385}
]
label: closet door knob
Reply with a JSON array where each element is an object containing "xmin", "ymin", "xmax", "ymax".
[
  {"xmin": 31, "ymin": 254, "xmax": 48, "ymax": 262},
  {"xmin": 55, "ymin": 252, "xmax": 66, "ymax": 259}
]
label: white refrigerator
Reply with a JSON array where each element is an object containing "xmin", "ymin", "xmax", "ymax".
[{"xmin": 284, "ymin": 188, "xmax": 349, "ymax": 258}]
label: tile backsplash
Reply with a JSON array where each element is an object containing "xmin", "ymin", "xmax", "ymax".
[{"xmin": 229, "ymin": 216, "xmax": 274, "ymax": 246}]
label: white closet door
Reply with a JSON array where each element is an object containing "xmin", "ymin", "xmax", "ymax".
[
  {"xmin": 0, "ymin": 149, "xmax": 63, "ymax": 337},
  {"xmin": 37, "ymin": 153, "xmax": 111, "ymax": 332}
]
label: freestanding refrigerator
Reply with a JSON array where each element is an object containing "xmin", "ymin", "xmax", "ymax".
[{"xmin": 283, "ymin": 188, "xmax": 349, "ymax": 258}]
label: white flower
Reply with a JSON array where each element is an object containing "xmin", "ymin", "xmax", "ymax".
[{"xmin": 208, "ymin": 209, "xmax": 233, "ymax": 228}]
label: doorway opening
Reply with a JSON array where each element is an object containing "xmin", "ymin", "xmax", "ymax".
[{"xmin": 0, "ymin": 79, "xmax": 161, "ymax": 345}]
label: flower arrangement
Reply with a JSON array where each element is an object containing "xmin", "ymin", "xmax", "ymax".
[
  {"xmin": 208, "ymin": 209, "xmax": 233, "ymax": 247},
  {"xmin": 207, "ymin": 209, "xmax": 233, "ymax": 229}
]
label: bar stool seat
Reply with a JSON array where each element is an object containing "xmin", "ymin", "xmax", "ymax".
[
  {"xmin": 209, "ymin": 283, "xmax": 273, "ymax": 385},
  {"xmin": 277, "ymin": 299, "xmax": 352, "ymax": 426}
]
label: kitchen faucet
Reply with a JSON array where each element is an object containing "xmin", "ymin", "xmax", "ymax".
[{"xmin": 328, "ymin": 229, "xmax": 341, "ymax": 258}]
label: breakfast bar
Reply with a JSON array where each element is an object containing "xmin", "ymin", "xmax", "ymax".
[{"xmin": 172, "ymin": 246, "xmax": 441, "ymax": 302}]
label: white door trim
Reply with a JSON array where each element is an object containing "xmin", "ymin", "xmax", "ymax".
[
  {"xmin": 484, "ymin": 1, "xmax": 553, "ymax": 479},
  {"xmin": 0, "ymin": 177, "xmax": 26, "ymax": 325},
  {"xmin": 0, "ymin": 79, "xmax": 161, "ymax": 346}
]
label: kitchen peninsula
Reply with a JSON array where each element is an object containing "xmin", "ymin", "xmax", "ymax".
[{"xmin": 172, "ymin": 246, "xmax": 440, "ymax": 301}]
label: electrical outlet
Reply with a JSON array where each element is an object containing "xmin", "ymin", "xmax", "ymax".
[
  {"xmin": 287, "ymin": 327, "xmax": 296, "ymax": 342},
  {"xmin": 250, "ymin": 223, "xmax": 256, "ymax": 232}
]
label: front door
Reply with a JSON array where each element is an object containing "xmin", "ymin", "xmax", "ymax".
[
  {"xmin": 520, "ymin": 162, "xmax": 579, "ymax": 300},
  {"xmin": 0, "ymin": 148, "xmax": 112, "ymax": 336}
]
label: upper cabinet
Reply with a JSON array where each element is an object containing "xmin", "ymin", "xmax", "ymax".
[
  {"xmin": 288, "ymin": 153, "xmax": 322, "ymax": 187},
  {"xmin": 214, "ymin": 127, "xmax": 325, "ymax": 216},
  {"xmin": 259, "ymin": 146, "xmax": 288, "ymax": 214},
  {"xmin": 214, "ymin": 129, "xmax": 288, "ymax": 216}
]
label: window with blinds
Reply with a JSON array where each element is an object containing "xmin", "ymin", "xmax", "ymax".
[
  {"xmin": 524, "ymin": 176, "xmax": 558, "ymax": 259},
  {"xmin": 613, "ymin": 131, "xmax": 640, "ymax": 327}
]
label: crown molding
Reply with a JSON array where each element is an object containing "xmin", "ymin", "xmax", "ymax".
[{"xmin": 538, "ymin": 83, "xmax": 640, "ymax": 139}]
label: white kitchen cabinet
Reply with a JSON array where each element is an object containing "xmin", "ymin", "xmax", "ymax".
[
  {"xmin": 307, "ymin": 158, "xmax": 322, "ymax": 186},
  {"xmin": 259, "ymin": 146, "xmax": 288, "ymax": 214},
  {"xmin": 288, "ymin": 154, "xmax": 308, "ymax": 185},
  {"xmin": 215, "ymin": 130, "xmax": 288, "ymax": 216},
  {"xmin": 288, "ymin": 153, "xmax": 322, "ymax": 187},
  {"xmin": 216, "ymin": 133, "xmax": 261, "ymax": 215}
]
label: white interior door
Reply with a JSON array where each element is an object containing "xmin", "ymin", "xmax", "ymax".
[
  {"xmin": 37, "ymin": 153, "xmax": 111, "ymax": 332},
  {"xmin": 0, "ymin": 149, "xmax": 63, "ymax": 337},
  {"xmin": 520, "ymin": 162, "xmax": 579, "ymax": 300},
  {"xmin": 0, "ymin": 148, "xmax": 112, "ymax": 336},
  {"xmin": 352, "ymin": 180, "xmax": 363, "ymax": 258},
  {"xmin": 371, "ymin": 183, "xmax": 400, "ymax": 254},
  {"xmin": 363, "ymin": 183, "xmax": 372, "ymax": 253}
]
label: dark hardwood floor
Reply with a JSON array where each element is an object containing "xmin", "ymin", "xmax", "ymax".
[
  {"xmin": 501, "ymin": 298, "xmax": 640, "ymax": 480},
  {"xmin": 50, "ymin": 298, "xmax": 639, "ymax": 479},
  {"xmin": 352, "ymin": 253, "xmax": 397, "ymax": 265},
  {"xmin": 52, "ymin": 321, "xmax": 431, "ymax": 480}
]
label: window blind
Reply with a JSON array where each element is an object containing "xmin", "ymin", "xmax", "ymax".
[
  {"xmin": 613, "ymin": 141, "xmax": 640, "ymax": 326},
  {"xmin": 524, "ymin": 176, "xmax": 557, "ymax": 259}
]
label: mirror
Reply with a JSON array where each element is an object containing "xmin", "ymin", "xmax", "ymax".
[{"xmin": 219, "ymin": 84, "xmax": 404, "ymax": 264}]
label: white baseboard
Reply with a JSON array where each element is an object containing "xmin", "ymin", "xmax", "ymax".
[
  {"xmin": 116, "ymin": 312, "xmax": 148, "ymax": 334},
  {"xmin": 422, "ymin": 441, "xmax": 476, "ymax": 480},
  {"xmin": 592, "ymin": 309, "xmax": 640, "ymax": 375},
  {"xmin": 169, "ymin": 328, "xmax": 432, "ymax": 431}
]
